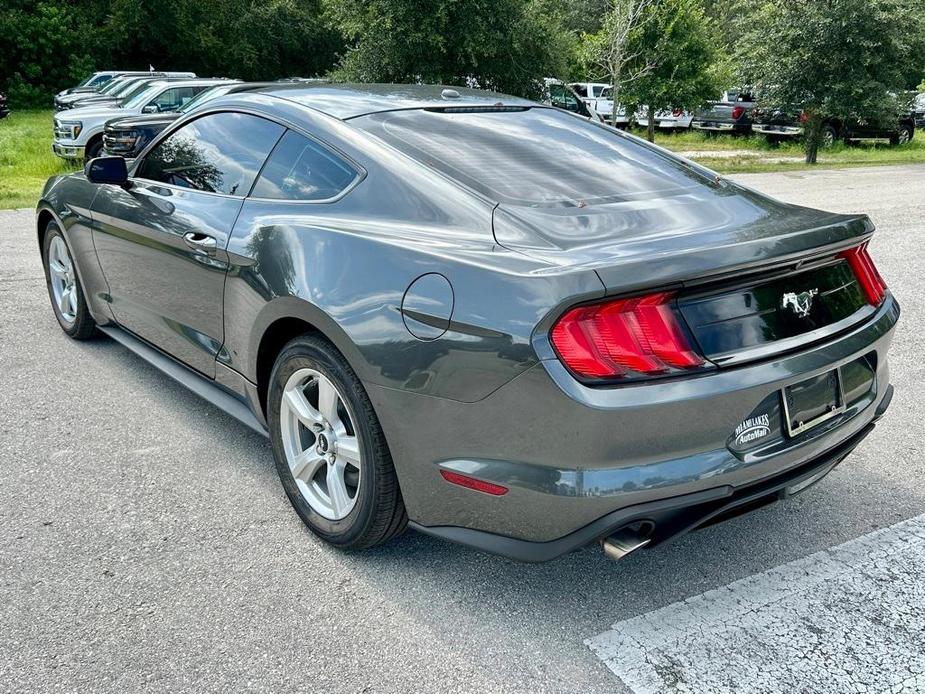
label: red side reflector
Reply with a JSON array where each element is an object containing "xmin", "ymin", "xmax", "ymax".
[
  {"xmin": 839, "ymin": 243, "xmax": 887, "ymax": 306},
  {"xmin": 440, "ymin": 470, "xmax": 509, "ymax": 496},
  {"xmin": 550, "ymin": 291, "xmax": 705, "ymax": 380}
]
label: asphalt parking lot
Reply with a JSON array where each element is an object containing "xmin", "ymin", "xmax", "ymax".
[{"xmin": 1, "ymin": 165, "xmax": 923, "ymax": 694}]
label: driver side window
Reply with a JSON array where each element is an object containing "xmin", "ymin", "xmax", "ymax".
[{"xmin": 137, "ymin": 112, "xmax": 284, "ymax": 196}]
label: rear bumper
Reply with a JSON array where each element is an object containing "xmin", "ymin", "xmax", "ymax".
[
  {"xmin": 754, "ymin": 124, "xmax": 803, "ymax": 137},
  {"xmin": 411, "ymin": 415, "xmax": 882, "ymax": 561},
  {"xmin": 370, "ymin": 296, "xmax": 899, "ymax": 556},
  {"xmin": 692, "ymin": 120, "xmax": 751, "ymax": 133},
  {"xmin": 654, "ymin": 117, "xmax": 692, "ymax": 129}
]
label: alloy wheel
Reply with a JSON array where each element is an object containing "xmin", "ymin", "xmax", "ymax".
[
  {"xmin": 48, "ymin": 235, "xmax": 78, "ymax": 326},
  {"xmin": 279, "ymin": 368, "xmax": 362, "ymax": 520}
]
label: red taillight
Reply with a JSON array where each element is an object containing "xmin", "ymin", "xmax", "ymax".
[
  {"xmin": 550, "ymin": 292, "xmax": 705, "ymax": 380},
  {"xmin": 440, "ymin": 470, "xmax": 509, "ymax": 496},
  {"xmin": 840, "ymin": 243, "xmax": 887, "ymax": 306},
  {"xmin": 672, "ymin": 108, "xmax": 684, "ymax": 117},
  {"xmin": 799, "ymin": 111, "xmax": 808, "ymax": 123},
  {"xmin": 731, "ymin": 106, "xmax": 746, "ymax": 120}
]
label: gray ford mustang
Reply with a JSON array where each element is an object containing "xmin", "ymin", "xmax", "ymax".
[{"xmin": 37, "ymin": 83, "xmax": 899, "ymax": 562}]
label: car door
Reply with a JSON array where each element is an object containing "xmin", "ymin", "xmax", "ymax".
[{"xmin": 90, "ymin": 111, "xmax": 285, "ymax": 376}]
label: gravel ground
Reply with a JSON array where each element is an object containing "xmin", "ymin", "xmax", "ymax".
[{"xmin": 0, "ymin": 164, "xmax": 922, "ymax": 693}]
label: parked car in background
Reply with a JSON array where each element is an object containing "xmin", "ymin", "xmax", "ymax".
[
  {"xmin": 692, "ymin": 90, "xmax": 755, "ymax": 134},
  {"xmin": 569, "ymin": 82, "xmax": 609, "ymax": 110},
  {"xmin": 102, "ymin": 81, "xmax": 263, "ymax": 159},
  {"xmin": 913, "ymin": 93, "xmax": 925, "ymax": 131},
  {"xmin": 54, "ymin": 71, "xmax": 196, "ymax": 104},
  {"xmin": 53, "ymin": 78, "xmax": 232, "ymax": 160},
  {"xmin": 67, "ymin": 75, "xmax": 202, "ymax": 113},
  {"xmin": 55, "ymin": 71, "xmax": 129, "ymax": 98},
  {"xmin": 636, "ymin": 107, "xmax": 693, "ymax": 131},
  {"xmin": 753, "ymin": 108, "xmax": 915, "ymax": 146},
  {"xmin": 595, "ymin": 85, "xmax": 629, "ymax": 128},
  {"xmin": 0, "ymin": 93, "xmax": 9, "ymax": 120},
  {"xmin": 55, "ymin": 73, "xmax": 140, "ymax": 108},
  {"xmin": 55, "ymin": 72, "xmax": 198, "ymax": 111},
  {"xmin": 542, "ymin": 79, "xmax": 604, "ymax": 122},
  {"xmin": 56, "ymin": 75, "xmax": 154, "ymax": 111},
  {"xmin": 37, "ymin": 82, "xmax": 897, "ymax": 562}
]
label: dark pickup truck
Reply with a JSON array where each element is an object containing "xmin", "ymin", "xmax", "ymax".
[
  {"xmin": 691, "ymin": 90, "xmax": 755, "ymax": 134},
  {"xmin": 102, "ymin": 81, "xmax": 260, "ymax": 158},
  {"xmin": 753, "ymin": 108, "xmax": 915, "ymax": 146},
  {"xmin": 0, "ymin": 93, "xmax": 9, "ymax": 120},
  {"xmin": 914, "ymin": 94, "xmax": 925, "ymax": 131}
]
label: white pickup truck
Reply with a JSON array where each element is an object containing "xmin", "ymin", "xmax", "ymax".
[
  {"xmin": 591, "ymin": 86, "xmax": 629, "ymax": 128},
  {"xmin": 52, "ymin": 79, "xmax": 232, "ymax": 160},
  {"xmin": 636, "ymin": 106, "xmax": 694, "ymax": 130}
]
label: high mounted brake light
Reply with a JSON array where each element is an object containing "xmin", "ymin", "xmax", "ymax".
[
  {"xmin": 839, "ymin": 243, "xmax": 887, "ymax": 306},
  {"xmin": 550, "ymin": 292, "xmax": 706, "ymax": 381}
]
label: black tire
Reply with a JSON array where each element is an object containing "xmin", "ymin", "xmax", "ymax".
[
  {"xmin": 41, "ymin": 222, "xmax": 96, "ymax": 340},
  {"xmin": 84, "ymin": 136, "xmax": 103, "ymax": 160},
  {"xmin": 268, "ymin": 334, "xmax": 407, "ymax": 549},
  {"xmin": 890, "ymin": 125, "xmax": 912, "ymax": 146},
  {"xmin": 820, "ymin": 124, "xmax": 838, "ymax": 148}
]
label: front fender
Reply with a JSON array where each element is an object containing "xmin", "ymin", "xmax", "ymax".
[{"xmin": 36, "ymin": 175, "xmax": 112, "ymax": 323}]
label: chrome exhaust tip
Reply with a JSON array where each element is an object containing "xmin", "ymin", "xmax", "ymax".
[{"xmin": 602, "ymin": 522, "xmax": 653, "ymax": 561}]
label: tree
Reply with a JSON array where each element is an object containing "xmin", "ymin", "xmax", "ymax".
[
  {"xmin": 579, "ymin": 0, "xmax": 659, "ymax": 124},
  {"xmin": 0, "ymin": 1, "xmax": 100, "ymax": 106},
  {"xmin": 100, "ymin": 0, "xmax": 342, "ymax": 82},
  {"xmin": 738, "ymin": 0, "xmax": 924, "ymax": 164},
  {"xmin": 620, "ymin": 0, "xmax": 728, "ymax": 141},
  {"xmin": 0, "ymin": 0, "xmax": 344, "ymax": 107},
  {"xmin": 324, "ymin": 0, "xmax": 569, "ymax": 99}
]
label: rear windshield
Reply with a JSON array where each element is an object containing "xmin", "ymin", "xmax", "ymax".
[{"xmin": 354, "ymin": 107, "xmax": 715, "ymax": 207}]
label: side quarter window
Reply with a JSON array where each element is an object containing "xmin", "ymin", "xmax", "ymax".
[
  {"xmin": 250, "ymin": 130, "xmax": 358, "ymax": 201},
  {"xmin": 137, "ymin": 112, "xmax": 284, "ymax": 195}
]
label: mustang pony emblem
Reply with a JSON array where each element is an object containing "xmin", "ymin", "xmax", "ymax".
[{"xmin": 781, "ymin": 289, "xmax": 819, "ymax": 317}]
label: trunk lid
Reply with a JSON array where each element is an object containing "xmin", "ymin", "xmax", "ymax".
[{"xmin": 493, "ymin": 182, "xmax": 875, "ymax": 365}]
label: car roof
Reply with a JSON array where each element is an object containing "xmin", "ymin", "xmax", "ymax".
[{"xmin": 249, "ymin": 83, "xmax": 535, "ymax": 120}]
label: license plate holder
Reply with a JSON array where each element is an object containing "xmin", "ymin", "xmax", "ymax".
[{"xmin": 782, "ymin": 368, "xmax": 845, "ymax": 437}]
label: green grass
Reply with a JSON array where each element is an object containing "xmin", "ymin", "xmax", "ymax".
[
  {"xmin": 648, "ymin": 129, "xmax": 772, "ymax": 152},
  {"xmin": 639, "ymin": 127, "xmax": 925, "ymax": 173},
  {"xmin": 0, "ymin": 110, "xmax": 76, "ymax": 210}
]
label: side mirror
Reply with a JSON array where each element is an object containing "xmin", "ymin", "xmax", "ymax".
[
  {"xmin": 142, "ymin": 104, "xmax": 159, "ymax": 114},
  {"xmin": 85, "ymin": 156, "xmax": 128, "ymax": 186}
]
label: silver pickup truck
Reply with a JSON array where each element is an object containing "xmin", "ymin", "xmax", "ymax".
[{"xmin": 692, "ymin": 90, "xmax": 755, "ymax": 134}]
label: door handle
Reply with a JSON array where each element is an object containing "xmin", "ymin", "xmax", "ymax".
[{"xmin": 183, "ymin": 232, "xmax": 217, "ymax": 254}]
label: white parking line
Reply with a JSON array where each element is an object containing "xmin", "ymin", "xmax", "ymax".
[{"xmin": 586, "ymin": 513, "xmax": 925, "ymax": 693}]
